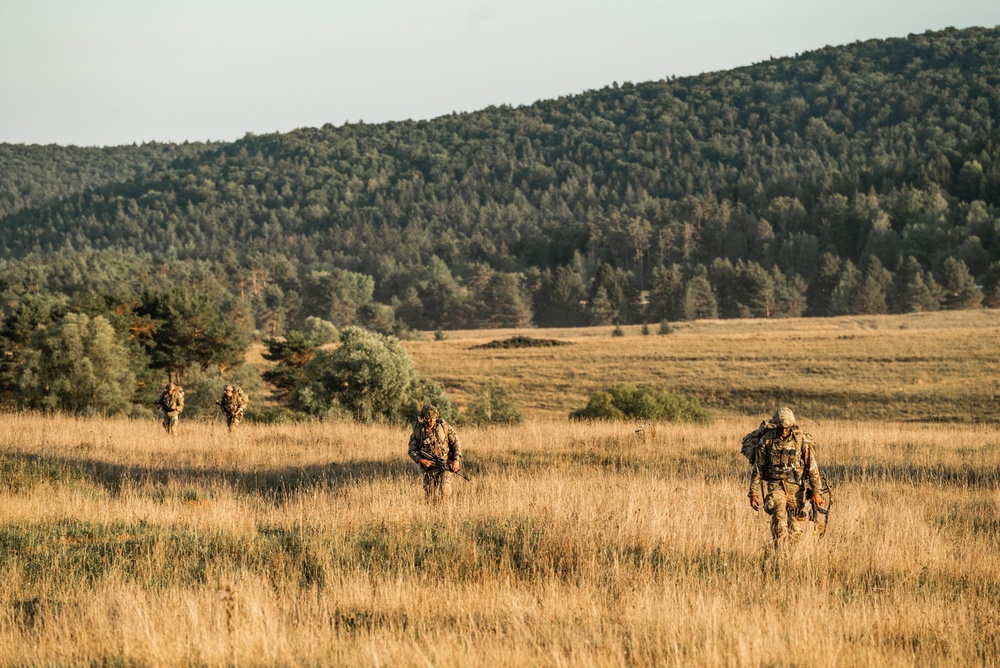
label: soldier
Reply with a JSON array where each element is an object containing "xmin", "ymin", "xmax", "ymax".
[
  {"xmin": 748, "ymin": 406, "xmax": 824, "ymax": 555},
  {"xmin": 217, "ymin": 385, "xmax": 249, "ymax": 432},
  {"xmin": 407, "ymin": 404, "xmax": 461, "ymax": 502},
  {"xmin": 155, "ymin": 381, "xmax": 185, "ymax": 434}
]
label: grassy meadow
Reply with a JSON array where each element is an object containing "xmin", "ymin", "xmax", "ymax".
[
  {"xmin": 2, "ymin": 310, "xmax": 999, "ymax": 666},
  {"xmin": 401, "ymin": 309, "xmax": 1000, "ymax": 422}
]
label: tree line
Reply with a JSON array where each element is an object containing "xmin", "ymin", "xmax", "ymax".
[
  {"xmin": 1, "ymin": 27, "xmax": 998, "ymax": 334},
  {"xmin": 0, "ymin": 26, "xmax": 999, "ymax": 417}
]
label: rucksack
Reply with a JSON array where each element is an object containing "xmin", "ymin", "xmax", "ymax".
[
  {"xmin": 167, "ymin": 388, "xmax": 184, "ymax": 412},
  {"xmin": 740, "ymin": 420, "xmax": 774, "ymax": 462}
]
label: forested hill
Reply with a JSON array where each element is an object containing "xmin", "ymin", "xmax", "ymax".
[
  {"xmin": 0, "ymin": 142, "xmax": 218, "ymax": 220},
  {"xmin": 2, "ymin": 26, "xmax": 1000, "ymax": 333}
]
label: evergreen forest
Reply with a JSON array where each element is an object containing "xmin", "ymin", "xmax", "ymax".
[{"xmin": 1, "ymin": 25, "xmax": 999, "ymax": 417}]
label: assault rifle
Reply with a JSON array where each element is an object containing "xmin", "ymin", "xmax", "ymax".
[{"xmin": 418, "ymin": 450, "xmax": 471, "ymax": 482}]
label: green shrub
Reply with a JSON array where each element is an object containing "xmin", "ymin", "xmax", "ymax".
[
  {"xmin": 466, "ymin": 382, "xmax": 523, "ymax": 426},
  {"xmin": 570, "ymin": 384, "xmax": 712, "ymax": 424},
  {"xmin": 295, "ymin": 326, "xmax": 418, "ymax": 423},
  {"xmin": 473, "ymin": 336, "xmax": 569, "ymax": 349},
  {"xmin": 244, "ymin": 406, "xmax": 312, "ymax": 425},
  {"xmin": 404, "ymin": 379, "xmax": 460, "ymax": 425}
]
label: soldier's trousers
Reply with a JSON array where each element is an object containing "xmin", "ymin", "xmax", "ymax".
[
  {"xmin": 225, "ymin": 410, "xmax": 243, "ymax": 431},
  {"xmin": 423, "ymin": 469, "xmax": 452, "ymax": 502},
  {"xmin": 162, "ymin": 411, "xmax": 179, "ymax": 434},
  {"xmin": 763, "ymin": 480, "xmax": 808, "ymax": 553}
]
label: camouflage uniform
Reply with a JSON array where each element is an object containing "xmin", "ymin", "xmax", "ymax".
[
  {"xmin": 155, "ymin": 382, "xmax": 185, "ymax": 434},
  {"xmin": 748, "ymin": 407, "xmax": 823, "ymax": 553},
  {"xmin": 407, "ymin": 405, "xmax": 461, "ymax": 502},
  {"xmin": 218, "ymin": 385, "xmax": 249, "ymax": 431}
]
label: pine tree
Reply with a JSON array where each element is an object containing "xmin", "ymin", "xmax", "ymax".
[
  {"xmin": 684, "ymin": 275, "xmax": 718, "ymax": 320},
  {"xmin": 937, "ymin": 257, "xmax": 982, "ymax": 310}
]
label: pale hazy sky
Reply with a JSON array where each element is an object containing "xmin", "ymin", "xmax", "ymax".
[{"xmin": 1, "ymin": 0, "xmax": 998, "ymax": 147}]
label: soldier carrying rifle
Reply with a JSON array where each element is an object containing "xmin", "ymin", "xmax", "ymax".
[
  {"xmin": 155, "ymin": 381, "xmax": 185, "ymax": 435},
  {"xmin": 407, "ymin": 404, "xmax": 462, "ymax": 503},
  {"xmin": 217, "ymin": 385, "xmax": 249, "ymax": 432},
  {"xmin": 746, "ymin": 407, "xmax": 828, "ymax": 557}
]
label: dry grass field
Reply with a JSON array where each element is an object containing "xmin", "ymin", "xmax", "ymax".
[
  {"xmin": 403, "ymin": 309, "xmax": 1000, "ymax": 422},
  {"xmin": 2, "ymin": 310, "xmax": 999, "ymax": 666}
]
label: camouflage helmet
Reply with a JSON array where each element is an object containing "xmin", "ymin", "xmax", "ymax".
[
  {"xmin": 224, "ymin": 385, "xmax": 233, "ymax": 393},
  {"xmin": 166, "ymin": 381, "xmax": 175, "ymax": 390},
  {"xmin": 420, "ymin": 404, "xmax": 441, "ymax": 421},
  {"xmin": 772, "ymin": 406, "xmax": 796, "ymax": 428}
]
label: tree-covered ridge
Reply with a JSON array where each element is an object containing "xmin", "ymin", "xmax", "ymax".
[
  {"xmin": 1, "ymin": 26, "xmax": 999, "ymax": 334},
  {"xmin": 0, "ymin": 142, "xmax": 218, "ymax": 220}
]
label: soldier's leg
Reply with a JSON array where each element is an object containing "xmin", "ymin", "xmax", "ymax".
[
  {"xmin": 763, "ymin": 483, "xmax": 789, "ymax": 549},
  {"xmin": 439, "ymin": 470, "xmax": 452, "ymax": 500},
  {"xmin": 423, "ymin": 470, "xmax": 444, "ymax": 503},
  {"xmin": 786, "ymin": 484, "xmax": 809, "ymax": 547}
]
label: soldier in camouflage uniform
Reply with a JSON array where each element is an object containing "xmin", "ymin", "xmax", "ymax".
[
  {"xmin": 155, "ymin": 381, "xmax": 185, "ymax": 434},
  {"xmin": 408, "ymin": 404, "xmax": 461, "ymax": 502},
  {"xmin": 748, "ymin": 407, "xmax": 824, "ymax": 554},
  {"xmin": 217, "ymin": 385, "xmax": 249, "ymax": 432}
]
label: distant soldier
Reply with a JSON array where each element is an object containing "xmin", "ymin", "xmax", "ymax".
[
  {"xmin": 407, "ymin": 404, "xmax": 461, "ymax": 503},
  {"xmin": 217, "ymin": 385, "xmax": 249, "ymax": 432},
  {"xmin": 155, "ymin": 381, "xmax": 185, "ymax": 434},
  {"xmin": 748, "ymin": 406, "xmax": 825, "ymax": 555}
]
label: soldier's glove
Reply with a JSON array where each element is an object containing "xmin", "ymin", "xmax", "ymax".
[
  {"xmin": 811, "ymin": 493, "xmax": 823, "ymax": 507},
  {"xmin": 418, "ymin": 458, "xmax": 434, "ymax": 469},
  {"xmin": 449, "ymin": 459, "xmax": 460, "ymax": 473},
  {"xmin": 749, "ymin": 495, "xmax": 760, "ymax": 511}
]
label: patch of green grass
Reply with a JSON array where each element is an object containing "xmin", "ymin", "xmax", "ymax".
[
  {"xmin": 0, "ymin": 521, "xmax": 326, "ymax": 589},
  {"xmin": 0, "ymin": 455, "xmax": 89, "ymax": 492}
]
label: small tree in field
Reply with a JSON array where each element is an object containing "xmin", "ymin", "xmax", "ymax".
[
  {"xmin": 466, "ymin": 382, "xmax": 522, "ymax": 426},
  {"xmin": 295, "ymin": 326, "xmax": 418, "ymax": 423},
  {"xmin": 570, "ymin": 384, "xmax": 712, "ymax": 424}
]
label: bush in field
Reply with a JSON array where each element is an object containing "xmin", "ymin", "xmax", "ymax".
[
  {"xmin": 404, "ymin": 378, "xmax": 460, "ymax": 425},
  {"xmin": 466, "ymin": 382, "xmax": 522, "ymax": 426},
  {"xmin": 294, "ymin": 326, "xmax": 420, "ymax": 423},
  {"xmin": 301, "ymin": 316, "xmax": 339, "ymax": 344},
  {"xmin": 570, "ymin": 384, "xmax": 712, "ymax": 424}
]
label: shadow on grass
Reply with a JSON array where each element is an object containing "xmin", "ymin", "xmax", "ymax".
[{"xmin": 0, "ymin": 452, "xmax": 446, "ymax": 501}]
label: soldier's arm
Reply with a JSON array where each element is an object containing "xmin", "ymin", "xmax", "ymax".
[
  {"xmin": 446, "ymin": 424, "xmax": 461, "ymax": 463},
  {"xmin": 802, "ymin": 434, "xmax": 822, "ymax": 494},
  {"xmin": 748, "ymin": 440, "xmax": 763, "ymax": 498}
]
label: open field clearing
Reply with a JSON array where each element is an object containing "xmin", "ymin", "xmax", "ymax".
[
  {"xmin": 401, "ymin": 310, "xmax": 1000, "ymax": 422},
  {"xmin": 0, "ymin": 412, "xmax": 998, "ymax": 666}
]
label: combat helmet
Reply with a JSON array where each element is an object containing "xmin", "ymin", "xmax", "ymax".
[
  {"xmin": 772, "ymin": 406, "xmax": 795, "ymax": 428},
  {"xmin": 420, "ymin": 404, "xmax": 441, "ymax": 421}
]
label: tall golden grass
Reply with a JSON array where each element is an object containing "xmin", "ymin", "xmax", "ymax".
[
  {"xmin": 1, "ymin": 413, "xmax": 998, "ymax": 665},
  {"xmin": 2, "ymin": 310, "xmax": 999, "ymax": 665}
]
